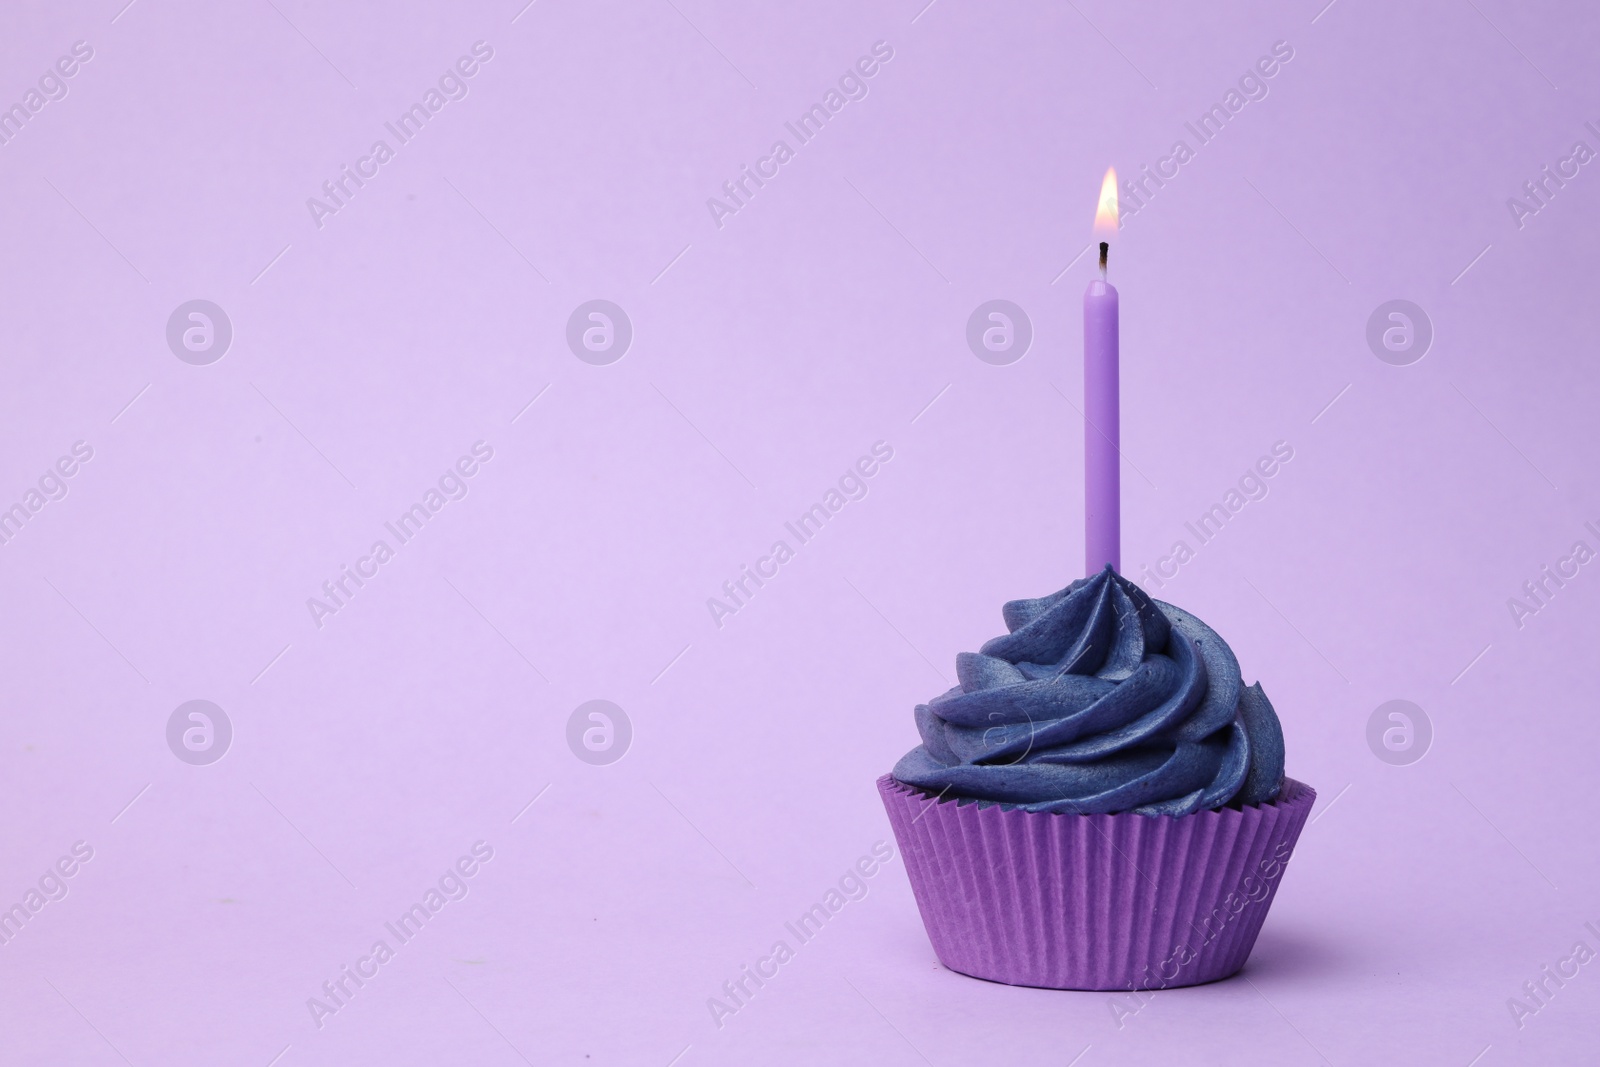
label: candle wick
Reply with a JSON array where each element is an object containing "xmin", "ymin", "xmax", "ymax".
[{"xmin": 1098, "ymin": 241, "xmax": 1109, "ymax": 278}]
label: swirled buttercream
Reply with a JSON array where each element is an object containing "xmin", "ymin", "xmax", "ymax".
[{"xmin": 892, "ymin": 567, "xmax": 1285, "ymax": 815}]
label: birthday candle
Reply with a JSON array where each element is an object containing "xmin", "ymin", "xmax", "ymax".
[{"xmin": 1085, "ymin": 167, "xmax": 1120, "ymax": 575}]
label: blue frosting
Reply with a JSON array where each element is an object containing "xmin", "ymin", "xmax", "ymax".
[{"xmin": 892, "ymin": 567, "xmax": 1285, "ymax": 816}]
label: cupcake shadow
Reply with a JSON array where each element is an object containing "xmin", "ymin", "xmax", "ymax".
[{"xmin": 1231, "ymin": 923, "xmax": 1346, "ymax": 983}]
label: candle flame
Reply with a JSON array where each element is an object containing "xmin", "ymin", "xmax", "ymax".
[{"xmin": 1093, "ymin": 167, "xmax": 1118, "ymax": 237}]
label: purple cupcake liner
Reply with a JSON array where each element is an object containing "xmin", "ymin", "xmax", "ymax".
[{"xmin": 879, "ymin": 773, "xmax": 1315, "ymax": 991}]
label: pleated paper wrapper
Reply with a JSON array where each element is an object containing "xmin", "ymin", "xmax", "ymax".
[{"xmin": 879, "ymin": 773, "xmax": 1315, "ymax": 991}]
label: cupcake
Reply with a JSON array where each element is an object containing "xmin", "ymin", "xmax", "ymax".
[{"xmin": 879, "ymin": 566, "xmax": 1314, "ymax": 991}]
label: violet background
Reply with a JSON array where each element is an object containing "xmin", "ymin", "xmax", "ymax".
[{"xmin": 1, "ymin": 0, "xmax": 1597, "ymax": 1064}]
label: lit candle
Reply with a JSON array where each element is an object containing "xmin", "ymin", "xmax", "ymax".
[{"xmin": 1084, "ymin": 167, "xmax": 1120, "ymax": 575}]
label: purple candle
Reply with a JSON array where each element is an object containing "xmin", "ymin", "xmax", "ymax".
[{"xmin": 1084, "ymin": 168, "xmax": 1120, "ymax": 575}]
